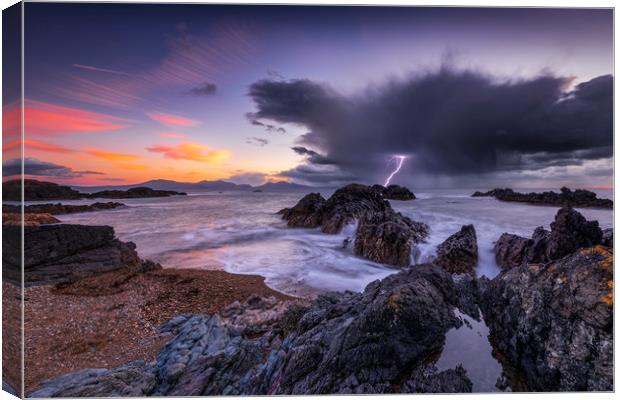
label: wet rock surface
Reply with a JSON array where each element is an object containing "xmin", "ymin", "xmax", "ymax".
[
  {"xmin": 480, "ymin": 245, "xmax": 613, "ymax": 391},
  {"xmin": 354, "ymin": 210, "xmax": 428, "ymax": 267},
  {"xmin": 602, "ymin": 228, "xmax": 613, "ymax": 247},
  {"xmin": 279, "ymin": 184, "xmax": 390, "ymax": 233},
  {"xmin": 3, "ymin": 202, "xmax": 125, "ymax": 215},
  {"xmin": 472, "ymin": 187, "xmax": 612, "ymax": 209},
  {"xmin": 2, "ymin": 212, "xmax": 60, "ymax": 226},
  {"xmin": 494, "ymin": 207, "xmax": 603, "ymax": 270},
  {"xmin": 371, "ymin": 184, "xmax": 416, "ymax": 200},
  {"xmin": 434, "ymin": 225, "xmax": 478, "ymax": 274},
  {"xmin": 2, "ymin": 224, "xmax": 160, "ymax": 285},
  {"xmin": 30, "ymin": 265, "xmax": 475, "ymax": 396}
]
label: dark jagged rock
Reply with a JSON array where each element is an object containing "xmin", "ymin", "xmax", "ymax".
[
  {"xmin": 472, "ymin": 187, "xmax": 612, "ymax": 209},
  {"xmin": 480, "ymin": 245, "xmax": 613, "ymax": 391},
  {"xmin": 278, "ymin": 193, "xmax": 326, "ymax": 228},
  {"xmin": 279, "ymin": 184, "xmax": 390, "ymax": 234},
  {"xmin": 3, "ymin": 179, "xmax": 82, "ymax": 201},
  {"xmin": 433, "ymin": 225, "xmax": 478, "ymax": 274},
  {"xmin": 371, "ymin": 184, "xmax": 416, "ymax": 201},
  {"xmin": 451, "ymin": 273, "xmax": 481, "ymax": 321},
  {"xmin": 494, "ymin": 207, "xmax": 603, "ymax": 269},
  {"xmin": 3, "ymin": 202, "xmax": 125, "ymax": 215},
  {"xmin": 602, "ymin": 228, "xmax": 613, "ymax": 247},
  {"xmin": 2, "ymin": 224, "xmax": 160, "ymax": 285},
  {"xmin": 354, "ymin": 210, "xmax": 428, "ymax": 267},
  {"xmin": 29, "ymin": 362, "xmax": 157, "ymax": 397},
  {"xmin": 31, "ymin": 265, "xmax": 474, "ymax": 396},
  {"xmin": 87, "ymin": 187, "xmax": 186, "ymax": 199},
  {"xmin": 319, "ymin": 184, "xmax": 391, "ymax": 233}
]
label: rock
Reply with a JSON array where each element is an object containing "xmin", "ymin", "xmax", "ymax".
[
  {"xmin": 451, "ymin": 273, "xmax": 481, "ymax": 321},
  {"xmin": 472, "ymin": 187, "xmax": 612, "ymax": 209},
  {"xmin": 402, "ymin": 365, "xmax": 473, "ymax": 393},
  {"xmin": 3, "ymin": 202, "xmax": 125, "ymax": 215},
  {"xmin": 278, "ymin": 193, "xmax": 326, "ymax": 228},
  {"xmin": 494, "ymin": 207, "xmax": 603, "ymax": 269},
  {"xmin": 3, "ymin": 179, "xmax": 82, "ymax": 201},
  {"xmin": 2, "ymin": 379, "xmax": 18, "ymax": 396},
  {"xmin": 494, "ymin": 233, "xmax": 531, "ymax": 270},
  {"xmin": 280, "ymin": 184, "xmax": 390, "ymax": 234},
  {"xmin": 480, "ymin": 245, "xmax": 613, "ymax": 391},
  {"xmin": 602, "ymin": 228, "xmax": 613, "ymax": 247},
  {"xmin": 29, "ymin": 361, "xmax": 157, "ymax": 397},
  {"xmin": 2, "ymin": 224, "xmax": 161, "ymax": 285},
  {"xmin": 2, "ymin": 212, "xmax": 60, "ymax": 226},
  {"xmin": 434, "ymin": 225, "xmax": 478, "ymax": 274},
  {"xmin": 354, "ymin": 210, "xmax": 428, "ymax": 267},
  {"xmin": 87, "ymin": 187, "xmax": 186, "ymax": 199},
  {"xmin": 32, "ymin": 265, "xmax": 474, "ymax": 395},
  {"xmin": 372, "ymin": 184, "xmax": 416, "ymax": 201}
]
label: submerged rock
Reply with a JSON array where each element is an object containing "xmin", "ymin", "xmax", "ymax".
[
  {"xmin": 494, "ymin": 207, "xmax": 603, "ymax": 269},
  {"xmin": 2, "ymin": 224, "xmax": 160, "ymax": 285},
  {"xmin": 354, "ymin": 210, "xmax": 428, "ymax": 267},
  {"xmin": 472, "ymin": 187, "xmax": 612, "ymax": 209},
  {"xmin": 433, "ymin": 225, "xmax": 478, "ymax": 274},
  {"xmin": 31, "ymin": 265, "xmax": 474, "ymax": 395},
  {"xmin": 480, "ymin": 245, "xmax": 613, "ymax": 391}
]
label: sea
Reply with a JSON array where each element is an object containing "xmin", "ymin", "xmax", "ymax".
[{"xmin": 31, "ymin": 187, "xmax": 614, "ymax": 392}]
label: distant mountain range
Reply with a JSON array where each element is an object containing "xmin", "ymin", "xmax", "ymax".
[{"xmin": 73, "ymin": 179, "xmax": 312, "ymax": 193}]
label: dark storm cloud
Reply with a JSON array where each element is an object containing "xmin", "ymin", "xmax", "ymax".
[
  {"xmin": 245, "ymin": 112, "xmax": 287, "ymax": 134},
  {"xmin": 190, "ymin": 82, "xmax": 217, "ymax": 96},
  {"xmin": 246, "ymin": 137, "xmax": 270, "ymax": 147},
  {"xmin": 3, "ymin": 158, "xmax": 103, "ymax": 178},
  {"xmin": 291, "ymin": 146, "xmax": 334, "ymax": 165},
  {"xmin": 247, "ymin": 68, "xmax": 612, "ymax": 186}
]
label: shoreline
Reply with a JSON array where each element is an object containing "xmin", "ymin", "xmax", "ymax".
[{"xmin": 9, "ymin": 267, "xmax": 291, "ymax": 393}]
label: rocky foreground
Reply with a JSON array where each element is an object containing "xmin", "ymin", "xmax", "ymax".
[
  {"xmin": 3, "ymin": 201, "xmax": 125, "ymax": 215},
  {"xmin": 472, "ymin": 187, "xmax": 612, "ymax": 209},
  {"xmin": 3, "ymin": 183, "xmax": 613, "ymax": 395}
]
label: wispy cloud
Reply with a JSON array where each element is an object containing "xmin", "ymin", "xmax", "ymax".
[
  {"xmin": 86, "ymin": 149, "xmax": 141, "ymax": 162},
  {"xmin": 73, "ymin": 63, "xmax": 134, "ymax": 76},
  {"xmin": 147, "ymin": 142, "xmax": 230, "ymax": 163},
  {"xmin": 24, "ymin": 100, "xmax": 130, "ymax": 135},
  {"xmin": 159, "ymin": 131, "xmax": 188, "ymax": 139},
  {"xmin": 147, "ymin": 112, "xmax": 199, "ymax": 127},
  {"xmin": 245, "ymin": 137, "xmax": 269, "ymax": 147},
  {"xmin": 190, "ymin": 82, "xmax": 217, "ymax": 96}
]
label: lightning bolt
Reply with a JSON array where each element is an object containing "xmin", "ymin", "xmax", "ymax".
[{"xmin": 384, "ymin": 155, "xmax": 407, "ymax": 186}]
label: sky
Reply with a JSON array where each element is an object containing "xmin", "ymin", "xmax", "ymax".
[{"xmin": 2, "ymin": 4, "xmax": 614, "ymax": 188}]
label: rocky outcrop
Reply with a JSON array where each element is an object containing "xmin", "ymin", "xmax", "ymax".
[
  {"xmin": 2, "ymin": 212, "xmax": 60, "ymax": 226},
  {"xmin": 433, "ymin": 225, "xmax": 478, "ymax": 274},
  {"xmin": 2, "ymin": 224, "xmax": 160, "ymax": 285},
  {"xmin": 371, "ymin": 184, "xmax": 416, "ymax": 200},
  {"xmin": 602, "ymin": 228, "xmax": 613, "ymax": 247},
  {"xmin": 3, "ymin": 202, "xmax": 125, "ymax": 215},
  {"xmin": 480, "ymin": 245, "xmax": 613, "ymax": 391},
  {"xmin": 87, "ymin": 187, "xmax": 186, "ymax": 199},
  {"xmin": 472, "ymin": 187, "xmax": 612, "ymax": 209},
  {"xmin": 3, "ymin": 179, "xmax": 82, "ymax": 201},
  {"xmin": 278, "ymin": 193, "xmax": 326, "ymax": 228},
  {"xmin": 494, "ymin": 207, "xmax": 603, "ymax": 270},
  {"xmin": 279, "ymin": 184, "xmax": 390, "ymax": 234},
  {"xmin": 354, "ymin": 210, "xmax": 428, "ymax": 267},
  {"xmin": 30, "ymin": 265, "xmax": 475, "ymax": 396}
]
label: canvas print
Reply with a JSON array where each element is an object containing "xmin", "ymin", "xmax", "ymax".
[{"xmin": 1, "ymin": 2, "xmax": 614, "ymax": 397}]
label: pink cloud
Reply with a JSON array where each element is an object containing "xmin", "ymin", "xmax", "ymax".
[
  {"xmin": 147, "ymin": 112, "xmax": 198, "ymax": 127},
  {"xmin": 159, "ymin": 131, "xmax": 188, "ymax": 139},
  {"xmin": 23, "ymin": 100, "xmax": 130, "ymax": 136},
  {"xmin": 147, "ymin": 142, "xmax": 230, "ymax": 163}
]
